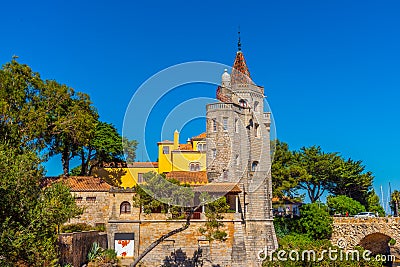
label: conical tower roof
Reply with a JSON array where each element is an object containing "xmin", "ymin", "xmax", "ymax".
[{"xmin": 231, "ymin": 51, "xmax": 252, "ymax": 84}]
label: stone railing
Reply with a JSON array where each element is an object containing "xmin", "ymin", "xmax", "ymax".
[
  {"xmin": 206, "ymin": 103, "xmax": 246, "ymax": 114},
  {"xmin": 333, "ymin": 217, "xmax": 400, "ymax": 224},
  {"xmin": 139, "ymin": 212, "xmax": 236, "ymax": 221},
  {"xmin": 263, "ymin": 112, "xmax": 271, "ymax": 125}
]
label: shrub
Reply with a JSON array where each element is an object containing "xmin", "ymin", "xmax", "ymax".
[
  {"xmin": 298, "ymin": 203, "xmax": 333, "ymax": 240},
  {"xmin": 61, "ymin": 223, "xmax": 93, "ymax": 233}
]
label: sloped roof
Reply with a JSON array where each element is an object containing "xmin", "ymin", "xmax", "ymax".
[
  {"xmin": 178, "ymin": 143, "xmax": 193, "ymax": 151},
  {"xmin": 42, "ymin": 176, "xmax": 112, "ymax": 192},
  {"xmin": 126, "ymin": 162, "xmax": 158, "ymax": 168},
  {"xmin": 192, "ymin": 132, "xmax": 206, "ymax": 140},
  {"xmin": 166, "ymin": 171, "xmax": 208, "ymax": 185},
  {"xmin": 193, "ymin": 183, "xmax": 242, "ymax": 194},
  {"xmin": 157, "ymin": 140, "xmax": 173, "ymax": 144}
]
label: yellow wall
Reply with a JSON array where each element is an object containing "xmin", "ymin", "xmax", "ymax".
[
  {"xmin": 170, "ymin": 151, "xmax": 206, "ymax": 171},
  {"xmin": 158, "ymin": 143, "xmax": 174, "ymax": 173},
  {"xmin": 102, "ymin": 167, "xmax": 158, "ymax": 188}
]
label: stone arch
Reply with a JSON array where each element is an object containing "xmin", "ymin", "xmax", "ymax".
[{"xmin": 358, "ymin": 232, "xmax": 392, "ymax": 255}]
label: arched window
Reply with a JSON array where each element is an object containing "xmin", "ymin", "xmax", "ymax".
[
  {"xmin": 254, "ymin": 123, "xmax": 260, "ymax": 137},
  {"xmin": 120, "ymin": 201, "xmax": 131, "ymax": 214},
  {"xmin": 189, "ymin": 162, "xmax": 201, "ymax": 171},
  {"xmin": 197, "ymin": 142, "xmax": 206, "ymax": 152},
  {"xmin": 239, "ymin": 99, "xmax": 247, "ymax": 107},
  {"xmin": 254, "ymin": 101, "xmax": 259, "ymax": 112},
  {"xmin": 251, "ymin": 161, "xmax": 259, "ymax": 172}
]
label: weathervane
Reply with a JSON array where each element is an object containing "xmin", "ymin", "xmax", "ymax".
[{"xmin": 238, "ymin": 26, "xmax": 242, "ymax": 51}]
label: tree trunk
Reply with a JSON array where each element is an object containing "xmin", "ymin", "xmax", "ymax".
[
  {"xmin": 80, "ymin": 150, "xmax": 86, "ymax": 176},
  {"xmin": 61, "ymin": 146, "xmax": 70, "ymax": 176},
  {"xmin": 130, "ymin": 207, "xmax": 199, "ymax": 267},
  {"xmin": 395, "ymin": 201, "xmax": 398, "ymax": 217}
]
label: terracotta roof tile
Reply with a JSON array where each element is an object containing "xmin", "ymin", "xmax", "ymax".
[
  {"xmin": 126, "ymin": 162, "xmax": 158, "ymax": 168},
  {"xmin": 178, "ymin": 143, "xmax": 193, "ymax": 151},
  {"xmin": 193, "ymin": 183, "xmax": 242, "ymax": 194},
  {"xmin": 42, "ymin": 176, "xmax": 112, "ymax": 192},
  {"xmin": 192, "ymin": 132, "xmax": 206, "ymax": 140},
  {"xmin": 231, "ymin": 51, "xmax": 253, "ymax": 85},
  {"xmin": 166, "ymin": 171, "xmax": 208, "ymax": 185}
]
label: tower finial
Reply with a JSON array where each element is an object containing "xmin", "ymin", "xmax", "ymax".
[{"xmin": 238, "ymin": 26, "xmax": 242, "ymax": 51}]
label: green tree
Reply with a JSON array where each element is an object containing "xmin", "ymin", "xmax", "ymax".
[
  {"xmin": 199, "ymin": 195, "xmax": 230, "ymax": 241},
  {"xmin": 328, "ymin": 158, "xmax": 374, "ymax": 206},
  {"xmin": 326, "ymin": 195, "xmax": 365, "ymax": 216},
  {"xmin": 271, "ymin": 140, "xmax": 303, "ymax": 198},
  {"xmin": 0, "ymin": 144, "xmax": 82, "ymax": 266},
  {"xmin": 78, "ymin": 121, "xmax": 135, "ymax": 176},
  {"xmin": 46, "ymin": 81, "xmax": 98, "ymax": 176},
  {"xmin": 295, "ymin": 146, "xmax": 342, "ymax": 203},
  {"xmin": 0, "ymin": 59, "xmax": 48, "ymax": 150},
  {"xmin": 391, "ymin": 190, "xmax": 400, "ymax": 217},
  {"xmin": 298, "ymin": 203, "xmax": 333, "ymax": 240}
]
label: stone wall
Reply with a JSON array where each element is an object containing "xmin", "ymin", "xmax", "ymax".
[
  {"xmin": 137, "ymin": 213, "xmax": 237, "ymax": 267},
  {"xmin": 69, "ymin": 191, "xmax": 110, "ymax": 226},
  {"xmin": 331, "ymin": 217, "xmax": 400, "ymax": 249},
  {"xmin": 58, "ymin": 231, "xmax": 107, "ymax": 267}
]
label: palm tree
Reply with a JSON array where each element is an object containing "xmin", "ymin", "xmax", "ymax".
[{"xmin": 391, "ymin": 190, "xmax": 400, "ymax": 217}]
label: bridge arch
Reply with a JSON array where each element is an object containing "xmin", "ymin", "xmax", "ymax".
[
  {"xmin": 358, "ymin": 232, "xmax": 392, "ymax": 255},
  {"xmin": 331, "ymin": 217, "xmax": 400, "ymax": 252}
]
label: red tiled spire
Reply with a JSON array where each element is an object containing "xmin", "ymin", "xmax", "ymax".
[{"xmin": 231, "ymin": 51, "xmax": 252, "ymax": 84}]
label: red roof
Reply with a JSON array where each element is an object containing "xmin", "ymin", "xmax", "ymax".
[
  {"xmin": 192, "ymin": 132, "xmax": 206, "ymax": 140},
  {"xmin": 42, "ymin": 176, "xmax": 112, "ymax": 192},
  {"xmin": 193, "ymin": 183, "xmax": 242, "ymax": 194},
  {"xmin": 166, "ymin": 171, "xmax": 208, "ymax": 185},
  {"xmin": 126, "ymin": 162, "xmax": 158, "ymax": 168},
  {"xmin": 178, "ymin": 143, "xmax": 193, "ymax": 151},
  {"xmin": 231, "ymin": 51, "xmax": 252, "ymax": 85}
]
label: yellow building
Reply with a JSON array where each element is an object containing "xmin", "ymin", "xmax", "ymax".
[{"xmin": 101, "ymin": 130, "xmax": 207, "ymax": 187}]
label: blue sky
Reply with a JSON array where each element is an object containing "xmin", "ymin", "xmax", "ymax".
[{"xmin": 1, "ymin": 0, "xmax": 399, "ymax": 205}]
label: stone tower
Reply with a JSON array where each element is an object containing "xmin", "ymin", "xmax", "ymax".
[{"xmin": 206, "ymin": 44, "xmax": 278, "ymax": 266}]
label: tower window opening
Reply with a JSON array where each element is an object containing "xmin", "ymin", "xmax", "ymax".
[
  {"xmin": 254, "ymin": 101, "xmax": 259, "ymax": 112},
  {"xmin": 239, "ymin": 99, "xmax": 247, "ymax": 107},
  {"xmin": 235, "ymin": 154, "xmax": 239, "ymax": 166},
  {"xmin": 212, "ymin": 118, "xmax": 217, "ymax": 132},
  {"xmin": 223, "ymin": 117, "xmax": 228, "ymax": 131},
  {"xmin": 223, "ymin": 170, "xmax": 229, "ymax": 181},
  {"xmin": 212, "ymin": 149, "xmax": 217, "ymax": 159},
  {"xmin": 235, "ymin": 119, "xmax": 239, "ymax": 133},
  {"xmin": 251, "ymin": 161, "xmax": 259, "ymax": 172},
  {"xmin": 255, "ymin": 123, "xmax": 260, "ymax": 137}
]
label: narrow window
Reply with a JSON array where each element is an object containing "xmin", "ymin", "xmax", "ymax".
[
  {"xmin": 255, "ymin": 123, "xmax": 259, "ymax": 137},
  {"xmin": 75, "ymin": 197, "xmax": 83, "ymax": 203},
  {"xmin": 138, "ymin": 173, "xmax": 144, "ymax": 183},
  {"xmin": 223, "ymin": 170, "xmax": 229, "ymax": 181},
  {"xmin": 254, "ymin": 101, "xmax": 259, "ymax": 112},
  {"xmin": 163, "ymin": 146, "xmax": 170, "ymax": 154},
  {"xmin": 223, "ymin": 117, "xmax": 228, "ymax": 131},
  {"xmin": 235, "ymin": 154, "xmax": 239, "ymax": 166},
  {"xmin": 212, "ymin": 119, "xmax": 217, "ymax": 132},
  {"xmin": 234, "ymin": 118, "xmax": 239, "ymax": 133},
  {"xmin": 239, "ymin": 99, "xmax": 247, "ymax": 107},
  {"xmin": 212, "ymin": 149, "xmax": 217, "ymax": 159},
  {"xmin": 86, "ymin": 197, "xmax": 96, "ymax": 203},
  {"xmin": 251, "ymin": 161, "xmax": 259, "ymax": 172},
  {"xmin": 120, "ymin": 201, "xmax": 131, "ymax": 214}
]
